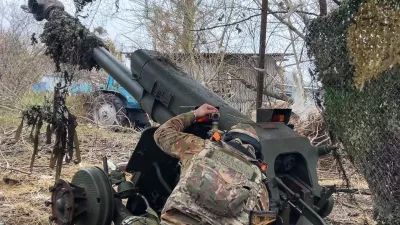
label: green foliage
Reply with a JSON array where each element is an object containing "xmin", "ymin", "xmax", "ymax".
[{"xmin": 306, "ymin": 0, "xmax": 400, "ymax": 223}]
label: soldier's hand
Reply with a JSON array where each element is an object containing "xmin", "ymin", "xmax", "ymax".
[{"xmin": 194, "ymin": 104, "xmax": 218, "ymax": 118}]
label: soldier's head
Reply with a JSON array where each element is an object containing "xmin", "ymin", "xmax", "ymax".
[{"xmin": 223, "ymin": 123, "xmax": 263, "ymax": 160}]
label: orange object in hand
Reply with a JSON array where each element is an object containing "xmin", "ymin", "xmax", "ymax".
[
  {"xmin": 212, "ymin": 132, "xmax": 221, "ymax": 141},
  {"xmin": 196, "ymin": 116, "xmax": 210, "ymax": 123},
  {"xmin": 258, "ymin": 161, "xmax": 268, "ymax": 172}
]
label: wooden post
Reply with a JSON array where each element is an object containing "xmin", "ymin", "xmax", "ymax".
[{"xmin": 256, "ymin": 0, "xmax": 268, "ymax": 109}]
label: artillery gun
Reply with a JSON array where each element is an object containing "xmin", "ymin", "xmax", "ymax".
[{"xmin": 22, "ymin": 1, "xmax": 335, "ymax": 225}]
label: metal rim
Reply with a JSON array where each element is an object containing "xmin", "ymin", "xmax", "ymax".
[
  {"xmin": 49, "ymin": 180, "xmax": 76, "ymax": 225},
  {"xmin": 93, "ymin": 102, "xmax": 117, "ymax": 126}
]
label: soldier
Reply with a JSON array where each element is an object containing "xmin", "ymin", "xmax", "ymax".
[{"xmin": 154, "ymin": 103, "xmax": 274, "ymax": 225}]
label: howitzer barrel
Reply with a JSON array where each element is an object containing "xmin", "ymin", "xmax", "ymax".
[
  {"xmin": 130, "ymin": 49, "xmax": 255, "ymax": 130},
  {"xmin": 91, "ymin": 47, "xmax": 175, "ymax": 123},
  {"xmin": 95, "ymin": 47, "xmax": 256, "ymax": 131}
]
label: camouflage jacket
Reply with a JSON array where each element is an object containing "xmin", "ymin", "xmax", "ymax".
[{"xmin": 154, "ymin": 111, "xmax": 270, "ymax": 225}]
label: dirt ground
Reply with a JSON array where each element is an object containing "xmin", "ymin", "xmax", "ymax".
[
  {"xmin": 0, "ymin": 110, "xmax": 376, "ymax": 225},
  {"xmin": 318, "ymin": 156, "xmax": 375, "ymax": 225}
]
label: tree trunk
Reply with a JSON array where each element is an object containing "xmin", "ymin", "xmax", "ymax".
[
  {"xmin": 181, "ymin": 0, "xmax": 199, "ymax": 79},
  {"xmin": 256, "ymin": 0, "xmax": 268, "ymax": 109},
  {"xmin": 319, "ymin": 0, "xmax": 327, "ymax": 16},
  {"xmin": 182, "ymin": 0, "xmax": 195, "ymax": 52}
]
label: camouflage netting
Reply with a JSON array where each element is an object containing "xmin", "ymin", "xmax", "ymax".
[
  {"xmin": 74, "ymin": 0, "xmax": 97, "ymax": 13},
  {"xmin": 306, "ymin": 0, "xmax": 400, "ymax": 224},
  {"xmin": 16, "ymin": 7, "xmax": 105, "ymax": 181},
  {"xmin": 41, "ymin": 8, "xmax": 104, "ymax": 71}
]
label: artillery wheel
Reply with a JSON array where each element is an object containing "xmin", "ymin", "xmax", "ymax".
[
  {"xmin": 71, "ymin": 167, "xmax": 114, "ymax": 225},
  {"xmin": 92, "ymin": 93, "xmax": 127, "ymax": 127},
  {"xmin": 47, "ymin": 167, "xmax": 113, "ymax": 225}
]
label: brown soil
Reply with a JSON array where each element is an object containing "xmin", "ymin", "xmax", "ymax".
[
  {"xmin": 0, "ymin": 110, "xmax": 140, "ymax": 224},
  {"xmin": 318, "ymin": 156, "xmax": 376, "ymax": 225},
  {"xmin": 0, "ymin": 110, "xmax": 375, "ymax": 225}
]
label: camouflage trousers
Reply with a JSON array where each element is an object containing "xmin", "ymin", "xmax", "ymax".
[
  {"xmin": 160, "ymin": 220, "xmax": 202, "ymax": 225},
  {"xmin": 120, "ymin": 216, "xmax": 179, "ymax": 225},
  {"xmin": 121, "ymin": 205, "xmax": 161, "ymax": 225}
]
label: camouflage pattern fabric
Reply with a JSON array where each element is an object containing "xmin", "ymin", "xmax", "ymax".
[
  {"xmin": 228, "ymin": 123, "xmax": 260, "ymax": 142},
  {"xmin": 154, "ymin": 112, "xmax": 270, "ymax": 225},
  {"xmin": 162, "ymin": 141, "xmax": 267, "ymax": 225},
  {"xmin": 122, "ymin": 205, "xmax": 160, "ymax": 225},
  {"xmin": 121, "ymin": 216, "xmax": 159, "ymax": 225},
  {"xmin": 154, "ymin": 111, "xmax": 206, "ymax": 172}
]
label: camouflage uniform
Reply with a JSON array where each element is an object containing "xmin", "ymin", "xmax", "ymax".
[
  {"xmin": 154, "ymin": 111, "xmax": 270, "ymax": 225},
  {"xmin": 120, "ymin": 193, "xmax": 161, "ymax": 224}
]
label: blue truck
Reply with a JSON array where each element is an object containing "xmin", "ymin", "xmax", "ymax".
[{"xmin": 33, "ymin": 75, "xmax": 151, "ymax": 129}]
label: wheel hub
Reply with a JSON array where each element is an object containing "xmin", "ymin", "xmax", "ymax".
[
  {"xmin": 48, "ymin": 179, "xmax": 86, "ymax": 225},
  {"xmin": 46, "ymin": 167, "xmax": 114, "ymax": 225},
  {"xmin": 95, "ymin": 103, "xmax": 117, "ymax": 126}
]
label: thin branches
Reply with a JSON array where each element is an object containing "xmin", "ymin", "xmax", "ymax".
[
  {"xmin": 0, "ymin": 164, "xmax": 31, "ymax": 174},
  {"xmin": 267, "ymin": 5, "xmax": 306, "ymax": 40},
  {"xmin": 229, "ymin": 71, "xmax": 292, "ymax": 102},
  {"xmin": 191, "ymin": 13, "xmax": 261, "ymax": 31},
  {"xmin": 190, "ymin": 9, "xmax": 319, "ymax": 32}
]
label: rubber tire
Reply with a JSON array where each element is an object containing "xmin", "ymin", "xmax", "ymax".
[
  {"xmin": 128, "ymin": 110, "xmax": 151, "ymax": 129},
  {"xmin": 93, "ymin": 93, "xmax": 127, "ymax": 126},
  {"xmin": 318, "ymin": 196, "xmax": 334, "ymax": 218}
]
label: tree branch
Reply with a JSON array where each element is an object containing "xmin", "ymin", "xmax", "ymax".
[
  {"xmin": 332, "ymin": 0, "xmax": 341, "ymax": 5},
  {"xmin": 325, "ymin": 185, "xmax": 371, "ymax": 195},
  {"xmin": 267, "ymin": 6, "xmax": 306, "ymax": 40},
  {"xmin": 191, "ymin": 13, "xmax": 261, "ymax": 31},
  {"xmin": 272, "ymin": 10, "xmax": 320, "ymax": 17},
  {"xmin": 190, "ymin": 9, "xmax": 319, "ymax": 32},
  {"xmin": 283, "ymin": 60, "xmax": 314, "ymax": 68},
  {"xmin": 229, "ymin": 73, "xmax": 293, "ymax": 102},
  {"xmin": 0, "ymin": 165, "xmax": 31, "ymax": 174}
]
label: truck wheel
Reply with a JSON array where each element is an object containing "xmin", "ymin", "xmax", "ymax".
[
  {"xmin": 128, "ymin": 110, "xmax": 151, "ymax": 130},
  {"xmin": 136, "ymin": 112, "xmax": 151, "ymax": 129},
  {"xmin": 93, "ymin": 93, "xmax": 127, "ymax": 126},
  {"xmin": 318, "ymin": 196, "xmax": 334, "ymax": 218}
]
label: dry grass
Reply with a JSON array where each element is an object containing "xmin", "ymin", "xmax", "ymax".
[
  {"xmin": 0, "ymin": 109, "xmax": 140, "ymax": 225},
  {"xmin": 318, "ymin": 155, "xmax": 375, "ymax": 225}
]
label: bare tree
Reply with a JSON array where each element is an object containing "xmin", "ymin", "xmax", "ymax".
[
  {"xmin": 0, "ymin": 2, "xmax": 55, "ymax": 110},
  {"xmin": 75, "ymin": 0, "xmax": 337, "ymax": 113}
]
